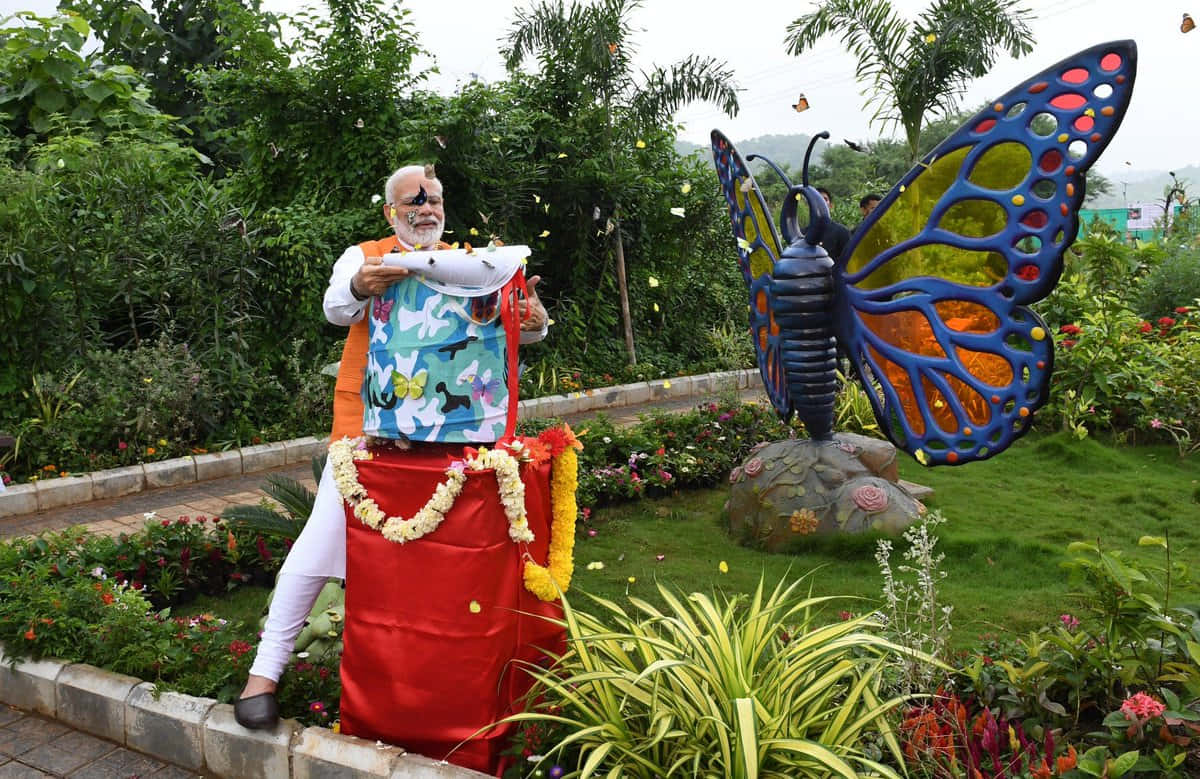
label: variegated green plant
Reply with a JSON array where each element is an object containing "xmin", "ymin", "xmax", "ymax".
[{"xmin": 504, "ymin": 576, "xmax": 935, "ymax": 778}]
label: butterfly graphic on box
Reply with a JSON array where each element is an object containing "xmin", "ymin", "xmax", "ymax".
[{"xmin": 712, "ymin": 41, "xmax": 1135, "ymax": 466}]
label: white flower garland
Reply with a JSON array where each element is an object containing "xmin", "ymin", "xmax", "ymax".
[{"xmin": 328, "ymin": 437, "xmax": 532, "ymax": 545}]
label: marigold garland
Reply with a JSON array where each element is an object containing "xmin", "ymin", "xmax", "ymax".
[
  {"xmin": 328, "ymin": 426, "xmax": 580, "ymax": 602},
  {"xmin": 522, "ymin": 443, "xmax": 578, "ymax": 602}
]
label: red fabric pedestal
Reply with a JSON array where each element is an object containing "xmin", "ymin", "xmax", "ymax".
[{"xmin": 339, "ymin": 445, "xmax": 564, "ymax": 775}]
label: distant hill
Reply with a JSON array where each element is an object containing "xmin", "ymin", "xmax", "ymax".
[{"xmin": 1089, "ymin": 165, "xmax": 1200, "ymax": 209}]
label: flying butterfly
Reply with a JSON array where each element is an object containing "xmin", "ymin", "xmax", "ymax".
[
  {"xmin": 1183, "ymin": 13, "xmax": 1195, "ymax": 33},
  {"xmin": 792, "ymin": 93, "xmax": 810, "ymax": 112},
  {"xmin": 712, "ymin": 41, "xmax": 1136, "ymax": 466}
]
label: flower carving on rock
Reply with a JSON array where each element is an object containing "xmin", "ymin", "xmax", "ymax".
[
  {"xmin": 852, "ymin": 483, "xmax": 889, "ymax": 513},
  {"xmin": 729, "ymin": 465, "xmax": 744, "ymax": 484},
  {"xmin": 743, "ymin": 457, "xmax": 764, "ymax": 477},
  {"xmin": 789, "ymin": 508, "xmax": 819, "ymax": 535}
]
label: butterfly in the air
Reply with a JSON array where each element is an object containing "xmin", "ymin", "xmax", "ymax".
[
  {"xmin": 470, "ymin": 374, "xmax": 502, "ymax": 404},
  {"xmin": 373, "ymin": 297, "xmax": 394, "ymax": 322},
  {"xmin": 712, "ymin": 41, "xmax": 1136, "ymax": 466},
  {"xmin": 390, "ymin": 369, "xmax": 428, "ymax": 401}
]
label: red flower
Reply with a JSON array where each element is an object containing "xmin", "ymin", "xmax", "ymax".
[
  {"xmin": 229, "ymin": 640, "xmax": 253, "ymax": 657},
  {"xmin": 161, "ymin": 519, "xmax": 170, "ymax": 527},
  {"xmin": 655, "ymin": 447, "xmax": 665, "ymax": 456},
  {"xmin": 1139, "ymin": 321, "xmax": 1153, "ymax": 334},
  {"xmin": 117, "ymin": 441, "xmax": 128, "ymax": 451},
  {"xmin": 1158, "ymin": 316, "xmax": 1176, "ymax": 328},
  {"xmin": 1059, "ymin": 323, "xmax": 1081, "ymax": 335},
  {"xmin": 1175, "ymin": 306, "xmax": 1190, "ymax": 314},
  {"xmin": 1062, "ymin": 339, "xmax": 1076, "ymax": 349},
  {"xmin": 255, "ymin": 536, "xmax": 272, "ymax": 562}
]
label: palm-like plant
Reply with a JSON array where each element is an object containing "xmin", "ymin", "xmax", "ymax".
[
  {"xmin": 505, "ymin": 576, "xmax": 936, "ymax": 777},
  {"xmin": 220, "ymin": 454, "xmax": 324, "ymax": 540},
  {"xmin": 785, "ymin": 0, "xmax": 1035, "ymax": 163},
  {"xmin": 504, "ymin": 0, "xmax": 739, "ymax": 365}
]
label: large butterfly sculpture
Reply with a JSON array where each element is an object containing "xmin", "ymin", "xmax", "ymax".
[{"xmin": 713, "ymin": 41, "xmax": 1136, "ymax": 466}]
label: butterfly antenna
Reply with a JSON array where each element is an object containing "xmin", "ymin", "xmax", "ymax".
[
  {"xmin": 801, "ymin": 131, "xmax": 829, "ymax": 187},
  {"xmin": 745, "ymin": 153, "xmax": 792, "ymax": 190}
]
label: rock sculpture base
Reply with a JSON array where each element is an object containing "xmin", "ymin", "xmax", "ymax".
[{"xmin": 725, "ymin": 433, "xmax": 927, "ymax": 552}]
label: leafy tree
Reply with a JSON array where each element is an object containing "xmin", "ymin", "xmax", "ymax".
[
  {"xmin": 503, "ymin": 0, "xmax": 739, "ymax": 364},
  {"xmin": 0, "ymin": 12, "xmax": 175, "ymax": 144},
  {"xmin": 59, "ymin": 0, "xmax": 281, "ymax": 160},
  {"xmin": 785, "ymin": 0, "xmax": 1034, "ymax": 163}
]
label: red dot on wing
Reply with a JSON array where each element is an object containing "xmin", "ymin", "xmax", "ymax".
[
  {"xmin": 974, "ymin": 118, "xmax": 997, "ymax": 134},
  {"xmin": 1090, "ymin": 132, "xmax": 1102, "ymax": 142},
  {"xmin": 1061, "ymin": 67, "xmax": 1089, "ymax": 84},
  {"xmin": 991, "ymin": 395, "xmax": 1001, "ymax": 404},
  {"xmin": 1039, "ymin": 149, "xmax": 1063, "ymax": 173},
  {"xmin": 1050, "ymin": 93, "xmax": 1087, "ymax": 110},
  {"xmin": 1074, "ymin": 115, "xmax": 1095, "ymax": 132},
  {"xmin": 1036, "ymin": 360, "xmax": 1046, "ymax": 369},
  {"xmin": 947, "ymin": 451, "xmax": 959, "ymax": 464},
  {"xmin": 1016, "ymin": 263, "xmax": 1040, "ymax": 281},
  {"xmin": 1021, "ymin": 210, "xmax": 1049, "ymax": 229},
  {"xmin": 1100, "ymin": 53, "xmax": 1123, "ymax": 71},
  {"xmin": 1029, "ymin": 82, "xmax": 1048, "ymax": 94}
]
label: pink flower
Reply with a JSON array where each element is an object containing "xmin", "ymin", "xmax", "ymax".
[
  {"xmin": 1121, "ymin": 692, "xmax": 1165, "ymax": 720},
  {"xmin": 852, "ymin": 484, "xmax": 888, "ymax": 513},
  {"xmin": 117, "ymin": 441, "xmax": 128, "ymax": 451},
  {"xmin": 1059, "ymin": 613, "xmax": 1079, "ymax": 631},
  {"xmin": 309, "ymin": 701, "xmax": 326, "ymax": 713},
  {"xmin": 587, "ymin": 529, "xmax": 597, "ymax": 537},
  {"xmin": 1150, "ymin": 418, "xmax": 1164, "ymax": 429},
  {"xmin": 743, "ymin": 457, "xmax": 764, "ymax": 477}
]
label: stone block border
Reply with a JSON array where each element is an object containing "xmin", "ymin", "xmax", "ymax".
[
  {"xmin": 0, "ymin": 369, "xmax": 756, "ymax": 519},
  {"xmin": 0, "ymin": 643, "xmax": 489, "ymax": 778}
]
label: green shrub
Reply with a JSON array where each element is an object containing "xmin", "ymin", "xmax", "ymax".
[
  {"xmin": 510, "ymin": 578, "xmax": 921, "ymax": 778},
  {"xmin": 1135, "ymin": 246, "xmax": 1200, "ymax": 320}
]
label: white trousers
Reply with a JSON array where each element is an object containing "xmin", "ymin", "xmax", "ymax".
[{"xmin": 248, "ymin": 460, "xmax": 348, "ymax": 681}]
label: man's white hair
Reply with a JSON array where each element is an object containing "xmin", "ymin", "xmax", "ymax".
[{"xmin": 384, "ymin": 165, "xmax": 441, "ymax": 204}]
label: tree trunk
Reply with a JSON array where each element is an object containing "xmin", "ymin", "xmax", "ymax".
[{"xmin": 611, "ymin": 215, "xmax": 637, "ymax": 365}]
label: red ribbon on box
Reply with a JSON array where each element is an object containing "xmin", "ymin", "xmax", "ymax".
[{"xmin": 339, "ymin": 444, "xmax": 564, "ymax": 775}]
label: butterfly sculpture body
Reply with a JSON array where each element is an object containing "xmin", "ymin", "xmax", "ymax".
[{"xmin": 713, "ymin": 41, "xmax": 1136, "ymax": 466}]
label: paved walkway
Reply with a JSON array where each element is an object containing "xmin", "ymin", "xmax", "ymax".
[
  {"xmin": 0, "ymin": 705, "xmax": 199, "ymax": 778},
  {"xmin": 0, "ymin": 388, "xmax": 765, "ymax": 542}
]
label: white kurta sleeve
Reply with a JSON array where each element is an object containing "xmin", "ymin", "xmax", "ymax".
[{"xmin": 323, "ymin": 245, "xmax": 369, "ymax": 326}]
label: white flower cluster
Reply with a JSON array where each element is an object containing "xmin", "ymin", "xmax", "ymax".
[
  {"xmin": 327, "ymin": 437, "xmax": 532, "ymax": 546},
  {"xmin": 464, "ymin": 447, "xmax": 533, "ymax": 543}
]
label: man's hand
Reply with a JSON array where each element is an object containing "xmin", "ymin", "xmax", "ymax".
[
  {"xmin": 519, "ymin": 275, "xmax": 548, "ymax": 331},
  {"xmin": 352, "ymin": 256, "xmax": 410, "ymax": 298}
]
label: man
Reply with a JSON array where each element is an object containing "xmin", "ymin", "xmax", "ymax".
[
  {"xmin": 858, "ymin": 193, "xmax": 881, "ymax": 221},
  {"xmin": 235, "ymin": 165, "xmax": 548, "ymax": 729},
  {"xmin": 815, "ymin": 187, "xmax": 851, "ymax": 262}
]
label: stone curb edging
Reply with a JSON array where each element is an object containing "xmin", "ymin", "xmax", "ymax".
[
  {"xmin": 0, "ymin": 643, "xmax": 489, "ymax": 778},
  {"xmin": 0, "ymin": 369, "xmax": 757, "ymax": 519}
]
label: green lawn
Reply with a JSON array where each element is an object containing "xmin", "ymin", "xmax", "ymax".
[{"xmin": 571, "ymin": 432, "xmax": 1200, "ymax": 647}]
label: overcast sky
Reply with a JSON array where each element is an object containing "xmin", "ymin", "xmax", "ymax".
[{"xmin": 5, "ymin": 0, "xmax": 1196, "ymax": 178}]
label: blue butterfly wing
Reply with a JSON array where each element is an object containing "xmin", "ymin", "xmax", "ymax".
[
  {"xmin": 710, "ymin": 130, "xmax": 792, "ymax": 419},
  {"xmin": 835, "ymin": 41, "xmax": 1136, "ymax": 465}
]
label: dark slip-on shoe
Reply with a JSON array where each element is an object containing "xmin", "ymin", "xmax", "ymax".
[{"xmin": 234, "ymin": 692, "xmax": 279, "ymax": 730}]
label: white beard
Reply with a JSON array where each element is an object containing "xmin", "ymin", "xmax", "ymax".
[{"xmin": 393, "ymin": 217, "xmax": 444, "ymax": 248}]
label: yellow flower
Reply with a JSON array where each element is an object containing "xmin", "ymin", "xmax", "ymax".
[
  {"xmin": 635, "ymin": 139, "xmax": 646, "ymax": 149},
  {"xmin": 719, "ymin": 560, "xmax": 729, "ymax": 574},
  {"xmin": 627, "ymin": 576, "xmax": 636, "ymax": 584}
]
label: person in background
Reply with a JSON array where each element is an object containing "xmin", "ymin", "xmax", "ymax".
[{"xmin": 815, "ymin": 186, "xmax": 851, "ymax": 261}]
